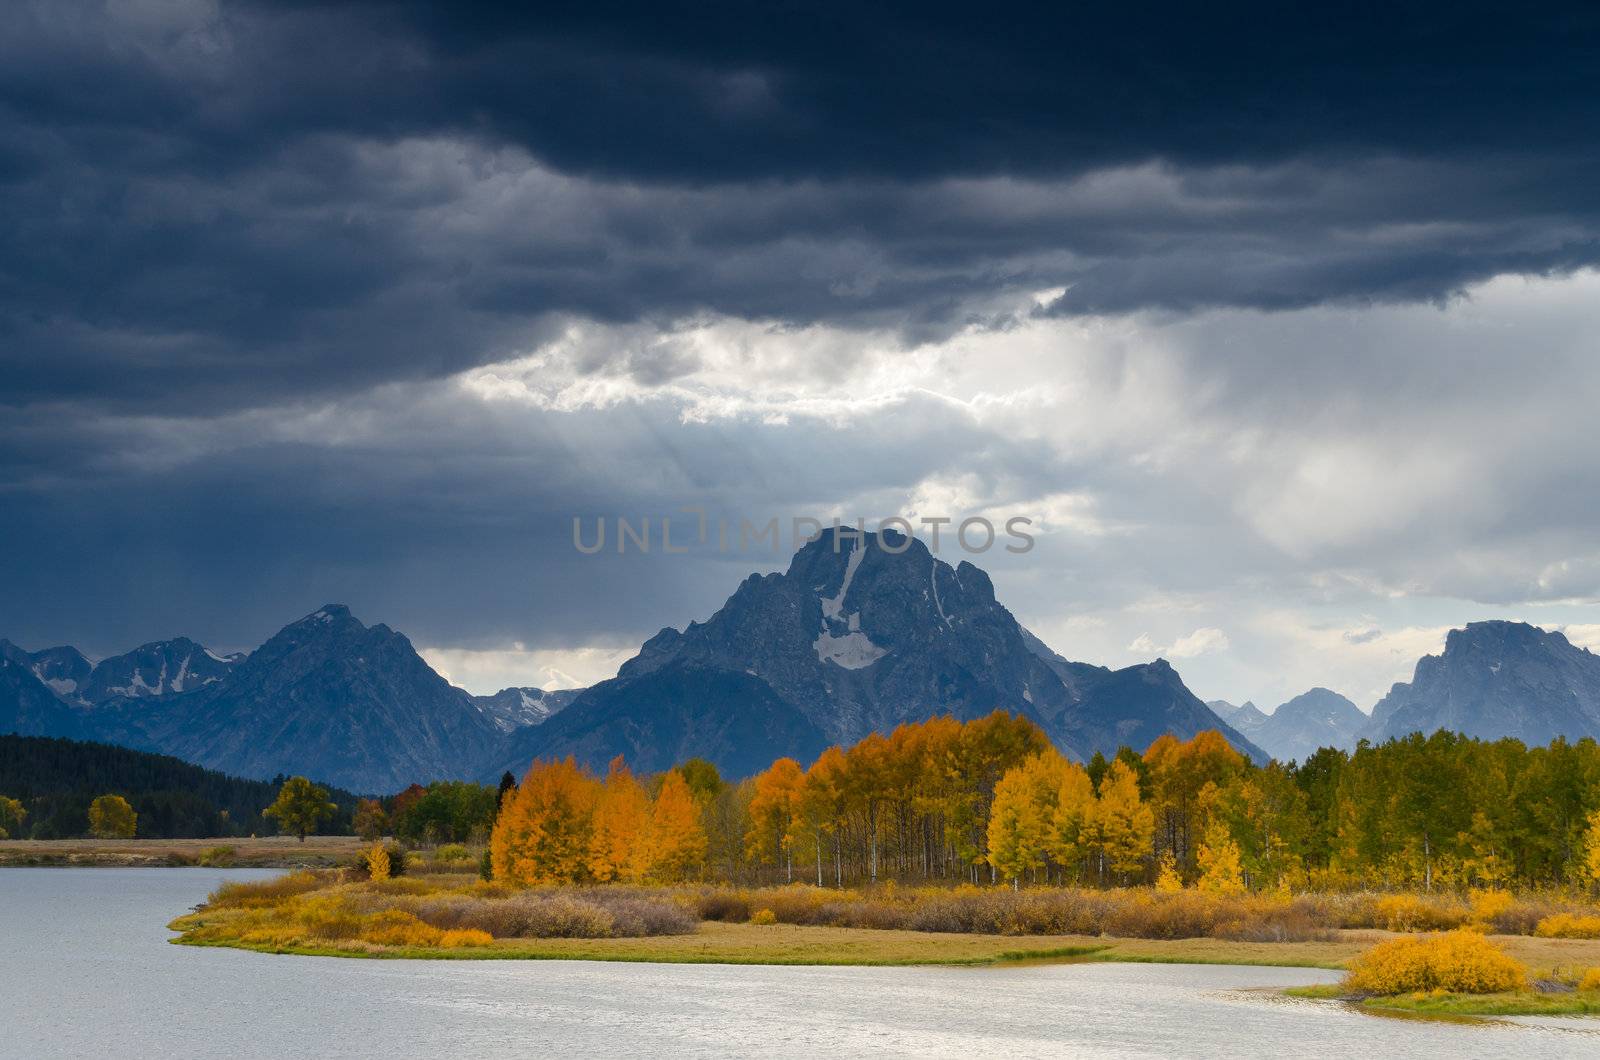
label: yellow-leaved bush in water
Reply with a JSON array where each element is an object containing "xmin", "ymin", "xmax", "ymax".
[{"xmin": 1343, "ymin": 930, "xmax": 1526, "ymax": 995}]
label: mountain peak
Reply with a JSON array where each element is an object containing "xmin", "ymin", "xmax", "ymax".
[
  {"xmin": 508, "ymin": 535, "xmax": 1264, "ymax": 775},
  {"xmin": 1373, "ymin": 619, "xmax": 1600, "ymax": 746},
  {"xmin": 291, "ymin": 604, "xmax": 358, "ymax": 628}
]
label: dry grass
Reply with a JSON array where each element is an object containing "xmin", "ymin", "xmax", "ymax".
[{"xmin": 166, "ymin": 870, "xmax": 1600, "ymax": 975}]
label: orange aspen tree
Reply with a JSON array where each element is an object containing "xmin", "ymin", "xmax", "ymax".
[
  {"xmin": 745, "ymin": 757, "xmax": 804, "ymax": 882},
  {"xmin": 588, "ymin": 756, "xmax": 649, "ymax": 882},
  {"xmin": 642, "ymin": 769, "xmax": 707, "ymax": 882},
  {"xmin": 489, "ymin": 757, "xmax": 599, "ymax": 884}
]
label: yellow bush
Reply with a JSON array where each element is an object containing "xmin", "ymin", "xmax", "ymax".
[
  {"xmin": 1534, "ymin": 913, "xmax": 1600, "ymax": 939},
  {"xmin": 439, "ymin": 929, "xmax": 494, "ymax": 948},
  {"xmin": 750, "ymin": 908, "xmax": 778, "ymax": 925},
  {"xmin": 1374, "ymin": 893, "xmax": 1468, "ymax": 932},
  {"xmin": 1343, "ymin": 931, "xmax": 1527, "ymax": 995},
  {"xmin": 360, "ymin": 909, "xmax": 445, "ymax": 947},
  {"xmin": 295, "ymin": 894, "xmax": 365, "ymax": 940},
  {"xmin": 1154, "ymin": 852, "xmax": 1184, "ymax": 894},
  {"xmin": 1468, "ymin": 887, "xmax": 1513, "ymax": 925},
  {"xmin": 366, "ymin": 843, "xmax": 391, "ymax": 883},
  {"xmin": 209, "ymin": 870, "xmax": 325, "ymax": 909},
  {"xmin": 1579, "ymin": 968, "xmax": 1600, "ymax": 991}
]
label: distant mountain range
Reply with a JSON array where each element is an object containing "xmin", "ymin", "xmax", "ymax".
[
  {"xmin": 0, "ymin": 611, "xmax": 569, "ymax": 794},
  {"xmin": 1208, "ymin": 688, "xmax": 1368, "ymax": 763},
  {"xmin": 7, "ymin": 540, "xmax": 1600, "ymax": 790},
  {"xmin": 1206, "ymin": 620, "xmax": 1600, "ymax": 762}
]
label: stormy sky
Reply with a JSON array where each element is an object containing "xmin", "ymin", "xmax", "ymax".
[{"xmin": 5, "ymin": 0, "xmax": 1600, "ymax": 709}]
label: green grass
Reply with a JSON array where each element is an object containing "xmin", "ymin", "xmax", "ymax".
[
  {"xmin": 1286, "ymin": 981, "xmax": 1600, "ymax": 1018},
  {"xmin": 168, "ymin": 920, "xmax": 1114, "ymax": 967}
]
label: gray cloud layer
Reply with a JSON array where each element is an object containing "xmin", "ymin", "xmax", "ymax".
[{"xmin": 5, "ymin": 1, "xmax": 1600, "ymax": 705}]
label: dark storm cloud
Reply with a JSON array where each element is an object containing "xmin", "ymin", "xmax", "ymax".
[
  {"xmin": 5, "ymin": 0, "xmax": 1600, "ymax": 414},
  {"xmin": 7, "ymin": 0, "xmax": 1600, "ymax": 685}
]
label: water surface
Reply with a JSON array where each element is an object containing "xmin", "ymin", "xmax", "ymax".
[{"xmin": 3, "ymin": 868, "xmax": 1598, "ymax": 1058}]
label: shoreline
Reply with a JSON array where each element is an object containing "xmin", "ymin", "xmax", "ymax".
[
  {"xmin": 0, "ymin": 837, "xmax": 368, "ymax": 869},
  {"xmin": 167, "ymin": 916, "xmax": 1354, "ymax": 968},
  {"xmin": 165, "ymin": 922, "xmax": 1600, "ymax": 1017}
]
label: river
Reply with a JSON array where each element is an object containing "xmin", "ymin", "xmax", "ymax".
[{"xmin": 3, "ymin": 868, "xmax": 1598, "ymax": 1058}]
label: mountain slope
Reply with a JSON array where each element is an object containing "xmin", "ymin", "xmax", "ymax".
[
  {"xmin": 0, "ymin": 657, "xmax": 91, "ymax": 740},
  {"xmin": 500, "ymin": 529, "xmax": 1262, "ymax": 777},
  {"xmin": 1024, "ymin": 641, "xmax": 1267, "ymax": 763},
  {"xmin": 89, "ymin": 606, "xmax": 503, "ymax": 794},
  {"xmin": 1371, "ymin": 621, "xmax": 1600, "ymax": 745},
  {"xmin": 492, "ymin": 662, "xmax": 830, "ymax": 779}
]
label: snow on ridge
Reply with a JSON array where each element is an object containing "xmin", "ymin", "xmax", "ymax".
[
  {"xmin": 820, "ymin": 539, "xmax": 866, "ymax": 623},
  {"xmin": 931, "ymin": 561, "xmax": 954, "ymax": 629},
  {"xmin": 814, "ymin": 629, "xmax": 889, "ymax": 670}
]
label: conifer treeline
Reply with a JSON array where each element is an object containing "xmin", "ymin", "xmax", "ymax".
[
  {"xmin": 489, "ymin": 712, "xmax": 1600, "ymax": 890},
  {"xmin": 0, "ymin": 734, "xmax": 359, "ymax": 838}
]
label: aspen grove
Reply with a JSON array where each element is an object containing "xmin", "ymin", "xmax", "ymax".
[{"xmin": 488, "ymin": 711, "xmax": 1600, "ymax": 892}]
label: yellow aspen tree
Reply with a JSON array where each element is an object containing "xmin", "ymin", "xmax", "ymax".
[
  {"xmin": 87, "ymin": 794, "xmax": 137, "ymax": 839},
  {"xmin": 1582, "ymin": 808, "xmax": 1600, "ymax": 891},
  {"xmin": 588, "ymin": 756, "xmax": 649, "ymax": 882},
  {"xmin": 642, "ymin": 769, "xmax": 707, "ymax": 882},
  {"xmin": 0, "ymin": 795, "xmax": 26, "ymax": 839},
  {"xmin": 1154, "ymin": 850, "xmax": 1184, "ymax": 892},
  {"xmin": 987, "ymin": 752, "xmax": 1068, "ymax": 887},
  {"xmin": 1095, "ymin": 760, "xmax": 1154, "ymax": 883},
  {"xmin": 1047, "ymin": 761, "xmax": 1096, "ymax": 880},
  {"xmin": 366, "ymin": 842, "xmax": 391, "ymax": 882},
  {"xmin": 1196, "ymin": 818, "xmax": 1246, "ymax": 895}
]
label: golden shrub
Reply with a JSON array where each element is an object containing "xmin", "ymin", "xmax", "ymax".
[
  {"xmin": 360, "ymin": 909, "xmax": 445, "ymax": 947},
  {"xmin": 1579, "ymin": 967, "xmax": 1600, "ymax": 992},
  {"xmin": 1468, "ymin": 888, "xmax": 1513, "ymax": 925},
  {"xmin": 749, "ymin": 908, "xmax": 778, "ymax": 925},
  {"xmin": 1343, "ymin": 931, "xmax": 1527, "ymax": 995},
  {"xmin": 1534, "ymin": 913, "xmax": 1600, "ymax": 939},
  {"xmin": 1373, "ymin": 893, "xmax": 1468, "ymax": 932},
  {"xmin": 366, "ymin": 843, "xmax": 391, "ymax": 883},
  {"xmin": 439, "ymin": 929, "xmax": 494, "ymax": 948},
  {"xmin": 295, "ymin": 894, "xmax": 365, "ymax": 940}
]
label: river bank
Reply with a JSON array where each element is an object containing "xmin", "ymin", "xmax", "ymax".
[{"xmin": 0, "ymin": 836, "xmax": 367, "ymax": 867}]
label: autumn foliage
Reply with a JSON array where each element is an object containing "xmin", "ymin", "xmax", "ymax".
[
  {"xmin": 484, "ymin": 713, "xmax": 1600, "ymax": 899},
  {"xmin": 491, "ymin": 756, "xmax": 711, "ymax": 885},
  {"xmin": 1343, "ymin": 931, "xmax": 1527, "ymax": 995}
]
